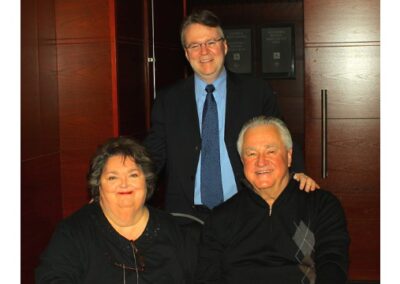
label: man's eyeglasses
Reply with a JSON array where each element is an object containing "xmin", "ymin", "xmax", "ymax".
[{"xmin": 185, "ymin": 37, "xmax": 224, "ymax": 52}]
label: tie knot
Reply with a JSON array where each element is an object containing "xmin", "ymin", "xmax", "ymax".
[{"xmin": 205, "ymin": 84, "xmax": 215, "ymax": 94}]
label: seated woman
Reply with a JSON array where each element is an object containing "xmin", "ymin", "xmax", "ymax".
[{"xmin": 36, "ymin": 137, "xmax": 193, "ymax": 283}]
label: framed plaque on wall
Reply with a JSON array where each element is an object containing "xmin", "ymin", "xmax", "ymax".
[
  {"xmin": 261, "ymin": 25, "xmax": 295, "ymax": 79},
  {"xmin": 224, "ymin": 28, "xmax": 253, "ymax": 74}
]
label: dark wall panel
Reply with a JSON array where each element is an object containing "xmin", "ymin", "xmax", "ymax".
[
  {"xmin": 153, "ymin": 0, "xmax": 186, "ymax": 89},
  {"xmin": 116, "ymin": 0, "xmax": 186, "ymax": 138},
  {"xmin": 304, "ymin": 0, "xmax": 380, "ymax": 279},
  {"xmin": 154, "ymin": 45, "xmax": 187, "ymax": 91},
  {"xmin": 21, "ymin": 0, "xmax": 60, "ymax": 160},
  {"xmin": 117, "ymin": 43, "xmax": 147, "ymax": 138},
  {"xmin": 115, "ymin": 0, "xmax": 148, "ymax": 137},
  {"xmin": 21, "ymin": 155, "xmax": 62, "ymax": 282},
  {"xmin": 54, "ymin": 0, "xmax": 111, "ymax": 39},
  {"xmin": 304, "ymin": 0, "xmax": 379, "ymax": 43},
  {"xmin": 305, "ymin": 119, "xmax": 379, "ymax": 194},
  {"xmin": 305, "ymin": 46, "xmax": 380, "ymax": 119},
  {"xmin": 116, "ymin": 0, "xmax": 144, "ymax": 39},
  {"xmin": 21, "ymin": 0, "xmax": 61, "ymax": 282}
]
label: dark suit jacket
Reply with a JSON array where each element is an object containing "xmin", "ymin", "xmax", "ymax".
[{"xmin": 144, "ymin": 71, "xmax": 302, "ymax": 218}]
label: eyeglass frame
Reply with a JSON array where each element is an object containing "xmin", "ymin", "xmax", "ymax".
[
  {"xmin": 105, "ymin": 248, "xmax": 146, "ymax": 272},
  {"xmin": 185, "ymin": 37, "xmax": 225, "ymax": 52},
  {"xmin": 113, "ymin": 257, "xmax": 145, "ymax": 272}
]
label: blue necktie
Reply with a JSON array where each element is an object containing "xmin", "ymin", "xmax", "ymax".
[{"xmin": 200, "ymin": 84, "xmax": 223, "ymax": 209}]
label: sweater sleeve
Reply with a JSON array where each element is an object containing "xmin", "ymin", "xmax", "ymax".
[
  {"xmin": 35, "ymin": 222, "xmax": 86, "ymax": 283},
  {"xmin": 143, "ymin": 91, "xmax": 167, "ymax": 175},
  {"xmin": 314, "ymin": 191, "xmax": 350, "ymax": 284}
]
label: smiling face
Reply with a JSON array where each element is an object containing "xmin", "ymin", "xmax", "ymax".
[
  {"xmin": 183, "ymin": 23, "xmax": 228, "ymax": 83},
  {"xmin": 241, "ymin": 124, "xmax": 292, "ymax": 198},
  {"xmin": 99, "ymin": 155, "xmax": 147, "ymax": 212}
]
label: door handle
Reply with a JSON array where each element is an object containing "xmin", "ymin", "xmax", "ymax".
[{"xmin": 321, "ymin": 89, "xmax": 328, "ymax": 178}]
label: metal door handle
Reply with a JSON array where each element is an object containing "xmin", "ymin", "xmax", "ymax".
[{"xmin": 321, "ymin": 89, "xmax": 328, "ymax": 178}]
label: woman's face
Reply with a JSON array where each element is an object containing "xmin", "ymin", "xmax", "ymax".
[{"xmin": 99, "ymin": 155, "xmax": 147, "ymax": 211}]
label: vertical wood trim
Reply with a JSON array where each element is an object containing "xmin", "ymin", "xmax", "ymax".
[
  {"xmin": 143, "ymin": 0, "xmax": 151, "ymax": 129},
  {"xmin": 182, "ymin": 0, "xmax": 188, "ymax": 78},
  {"xmin": 183, "ymin": 0, "xmax": 187, "ymax": 17},
  {"xmin": 108, "ymin": 0, "xmax": 119, "ymax": 136}
]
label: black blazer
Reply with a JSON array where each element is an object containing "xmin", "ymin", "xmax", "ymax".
[{"xmin": 144, "ymin": 71, "xmax": 300, "ymax": 218}]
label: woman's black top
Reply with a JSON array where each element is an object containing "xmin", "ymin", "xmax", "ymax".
[{"xmin": 36, "ymin": 202, "xmax": 193, "ymax": 283}]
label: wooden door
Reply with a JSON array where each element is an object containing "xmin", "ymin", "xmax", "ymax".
[
  {"xmin": 116, "ymin": 0, "xmax": 186, "ymax": 139},
  {"xmin": 304, "ymin": 0, "xmax": 380, "ymax": 280}
]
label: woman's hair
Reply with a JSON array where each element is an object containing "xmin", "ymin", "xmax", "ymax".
[
  {"xmin": 180, "ymin": 9, "xmax": 225, "ymax": 47},
  {"xmin": 87, "ymin": 137, "xmax": 157, "ymax": 202},
  {"xmin": 236, "ymin": 116, "xmax": 293, "ymax": 158}
]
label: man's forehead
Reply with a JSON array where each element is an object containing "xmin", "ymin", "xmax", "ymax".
[
  {"xmin": 244, "ymin": 125, "xmax": 280, "ymax": 140},
  {"xmin": 243, "ymin": 143, "xmax": 279, "ymax": 150}
]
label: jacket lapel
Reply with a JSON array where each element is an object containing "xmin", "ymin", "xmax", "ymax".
[
  {"xmin": 179, "ymin": 76, "xmax": 201, "ymax": 142},
  {"xmin": 176, "ymin": 76, "xmax": 201, "ymax": 202},
  {"xmin": 225, "ymin": 72, "xmax": 241, "ymax": 147}
]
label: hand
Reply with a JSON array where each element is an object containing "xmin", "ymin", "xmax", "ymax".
[{"xmin": 293, "ymin": 173, "xmax": 320, "ymax": 192}]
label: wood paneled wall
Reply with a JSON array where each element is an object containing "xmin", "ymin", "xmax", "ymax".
[
  {"xmin": 115, "ymin": 0, "xmax": 148, "ymax": 137},
  {"xmin": 21, "ymin": 0, "xmax": 62, "ymax": 282},
  {"xmin": 55, "ymin": 0, "xmax": 118, "ymax": 216},
  {"xmin": 304, "ymin": 0, "xmax": 380, "ymax": 280},
  {"xmin": 21, "ymin": 0, "xmax": 118, "ymax": 282},
  {"xmin": 151, "ymin": 1, "xmax": 187, "ymax": 89}
]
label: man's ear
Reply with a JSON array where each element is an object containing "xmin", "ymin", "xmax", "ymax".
[
  {"xmin": 223, "ymin": 39, "xmax": 229, "ymax": 56},
  {"xmin": 184, "ymin": 48, "xmax": 189, "ymax": 61},
  {"xmin": 287, "ymin": 148, "xmax": 293, "ymax": 168}
]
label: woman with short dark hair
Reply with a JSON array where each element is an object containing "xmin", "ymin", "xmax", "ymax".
[{"xmin": 36, "ymin": 137, "xmax": 192, "ymax": 283}]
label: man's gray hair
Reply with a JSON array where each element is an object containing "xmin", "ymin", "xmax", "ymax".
[{"xmin": 236, "ymin": 116, "xmax": 293, "ymax": 157}]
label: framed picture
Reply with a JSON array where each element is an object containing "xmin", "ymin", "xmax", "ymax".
[
  {"xmin": 261, "ymin": 25, "xmax": 295, "ymax": 79},
  {"xmin": 224, "ymin": 28, "xmax": 253, "ymax": 74}
]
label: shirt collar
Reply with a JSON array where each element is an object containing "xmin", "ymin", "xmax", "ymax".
[
  {"xmin": 241, "ymin": 174, "xmax": 297, "ymax": 207},
  {"xmin": 195, "ymin": 67, "xmax": 227, "ymax": 98}
]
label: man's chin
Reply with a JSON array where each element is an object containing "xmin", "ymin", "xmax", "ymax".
[{"xmin": 253, "ymin": 182, "xmax": 274, "ymax": 192}]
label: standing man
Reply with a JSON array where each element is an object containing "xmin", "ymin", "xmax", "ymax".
[
  {"xmin": 144, "ymin": 10, "xmax": 317, "ymax": 221},
  {"xmin": 196, "ymin": 116, "xmax": 349, "ymax": 283}
]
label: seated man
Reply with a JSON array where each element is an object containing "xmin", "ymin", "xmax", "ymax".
[{"xmin": 195, "ymin": 116, "xmax": 349, "ymax": 284}]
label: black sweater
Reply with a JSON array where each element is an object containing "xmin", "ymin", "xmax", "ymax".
[
  {"xmin": 36, "ymin": 203, "xmax": 193, "ymax": 283},
  {"xmin": 196, "ymin": 179, "xmax": 349, "ymax": 284}
]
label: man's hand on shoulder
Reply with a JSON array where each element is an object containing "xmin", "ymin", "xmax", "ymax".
[{"xmin": 293, "ymin": 173, "xmax": 320, "ymax": 192}]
